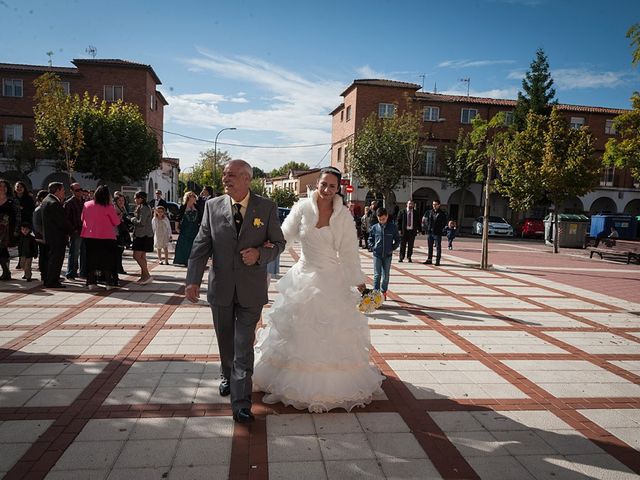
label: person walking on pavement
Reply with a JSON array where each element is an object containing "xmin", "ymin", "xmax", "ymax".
[
  {"xmin": 422, "ymin": 199, "xmax": 447, "ymax": 266},
  {"xmin": 64, "ymin": 182, "xmax": 85, "ymax": 279},
  {"xmin": 397, "ymin": 200, "xmax": 420, "ymax": 263},
  {"xmin": 148, "ymin": 189, "xmax": 168, "ymax": 211},
  {"xmin": 41, "ymin": 182, "xmax": 72, "ymax": 288},
  {"xmin": 184, "ymin": 160, "xmax": 285, "ymax": 424}
]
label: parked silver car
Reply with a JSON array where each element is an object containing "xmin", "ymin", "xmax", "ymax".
[{"xmin": 472, "ymin": 216, "xmax": 514, "ymax": 237}]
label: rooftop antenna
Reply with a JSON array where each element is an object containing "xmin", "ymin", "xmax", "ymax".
[
  {"xmin": 418, "ymin": 74, "xmax": 425, "ymax": 91},
  {"xmin": 46, "ymin": 51, "xmax": 54, "ymax": 66},
  {"xmin": 459, "ymin": 77, "xmax": 470, "ymax": 96},
  {"xmin": 433, "ymin": 82, "xmax": 437, "ymax": 94},
  {"xmin": 85, "ymin": 45, "xmax": 97, "ymax": 59}
]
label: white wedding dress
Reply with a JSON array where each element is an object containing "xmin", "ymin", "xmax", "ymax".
[{"xmin": 253, "ymin": 196, "xmax": 384, "ymax": 413}]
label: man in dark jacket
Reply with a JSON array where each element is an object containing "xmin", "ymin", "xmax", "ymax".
[
  {"xmin": 64, "ymin": 182, "xmax": 84, "ymax": 279},
  {"xmin": 41, "ymin": 182, "xmax": 72, "ymax": 288},
  {"xmin": 148, "ymin": 189, "xmax": 168, "ymax": 211},
  {"xmin": 421, "ymin": 199, "xmax": 447, "ymax": 266},
  {"xmin": 397, "ymin": 200, "xmax": 420, "ymax": 263}
]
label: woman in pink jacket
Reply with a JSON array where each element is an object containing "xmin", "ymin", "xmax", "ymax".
[{"xmin": 81, "ymin": 185, "xmax": 121, "ymax": 290}]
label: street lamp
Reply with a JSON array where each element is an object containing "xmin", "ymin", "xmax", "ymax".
[{"xmin": 213, "ymin": 127, "xmax": 237, "ymax": 192}]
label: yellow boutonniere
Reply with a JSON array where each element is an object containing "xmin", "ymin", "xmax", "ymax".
[{"xmin": 253, "ymin": 218, "xmax": 264, "ymax": 228}]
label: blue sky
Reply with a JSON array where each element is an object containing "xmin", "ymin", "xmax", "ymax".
[{"xmin": 2, "ymin": 0, "xmax": 639, "ymax": 172}]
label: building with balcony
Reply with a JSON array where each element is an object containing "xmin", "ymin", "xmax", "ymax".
[
  {"xmin": 330, "ymin": 79, "xmax": 639, "ymax": 228},
  {"xmin": 0, "ymin": 59, "xmax": 179, "ymax": 201}
]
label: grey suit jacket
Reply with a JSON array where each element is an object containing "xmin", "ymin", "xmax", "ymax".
[{"xmin": 186, "ymin": 192, "xmax": 286, "ymax": 307}]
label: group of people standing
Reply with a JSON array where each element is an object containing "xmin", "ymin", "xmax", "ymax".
[{"xmin": 0, "ymin": 178, "xmax": 206, "ymax": 289}]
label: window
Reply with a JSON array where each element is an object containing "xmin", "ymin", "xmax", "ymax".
[
  {"xmin": 60, "ymin": 82, "xmax": 70, "ymax": 95},
  {"xmin": 3, "ymin": 79, "xmax": 23, "ymax": 97},
  {"xmin": 600, "ymin": 166, "xmax": 615, "ymax": 187},
  {"xmin": 460, "ymin": 108, "xmax": 478, "ymax": 124},
  {"xmin": 378, "ymin": 103, "xmax": 396, "ymax": 119},
  {"xmin": 605, "ymin": 119, "xmax": 616, "ymax": 135},
  {"xmin": 346, "ymin": 105, "xmax": 352, "ymax": 121},
  {"xmin": 424, "ymin": 148, "xmax": 437, "ymax": 176},
  {"xmin": 150, "ymin": 94, "xmax": 156, "ymax": 111},
  {"xmin": 104, "ymin": 85, "xmax": 124, "ymax": 102},
  {"xmin": 570, "ymin": 117, "xmax": 585, "ymax": 129},
  {"xmin": 340, "ymin": 110, "xmax": 344, "ymax": 122},
  {"xmin": 423, "ymin": 106, "xmax": 440, "ymax": 122},
  {"xmin": 503, "ymin": 111, "xmax": 514, "ymax": 126},
  {"xmin": 3, "ymin": 124, "xmax": 23, "ymax": 142},
  {"xmin": 337, "ymin": 147, "xmax": 342, "ymax": 163}
]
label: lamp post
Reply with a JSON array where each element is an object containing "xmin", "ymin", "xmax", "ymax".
[{"xmin": 213, "ymin": 127, "xmax": 237, "ymax": 192}]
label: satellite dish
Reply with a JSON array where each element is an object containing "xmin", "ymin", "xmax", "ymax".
[{"xmin": 85, "ymin": 46, "xmax": 97, "ymax": 59}]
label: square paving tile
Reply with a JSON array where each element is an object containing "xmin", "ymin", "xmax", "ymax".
[
  {"xmin": 0, "ymin": 419, "xmax": 54, "ymax": 475},
  {"xmin": 142, "ymin": 329, "xmax": 218, "ymax": 355},
  {"xmin": 467, "ymin": 296, "xmax": 541, "ymax": 309},
  {"xmin": 104, "ymin": 361, "xmax": 229, "ymax": 405},
  {"xmin": 165, "ymin": 307, "xmax": 213, "ymax": 325},
  {"xmin": 399, "ymin": 294, "xmax": 472, "ymax": 309},
  {"xmin": 495, "ymin": 310, "xmax": 587, "ymax": 328},
  {"xmin": 609, "ymin": 360, "xmax": 640, "ymax": 376},
  {"xmin": 578, "ymin": 409, "xmax": 640, "ymax": 451},
  {"xmin": 97, "ymin": 291, "xmax": 176, "ymax": 306},
  {"xmin": 366, "ymin": 308, "xmax": 425, "ymax": 326},
  {"xmin": 0, "ymin": 362, "xmax": 106, "ymax": 407},
  {"xmin": 11, "ymin": 291, "xmax": 94, "ymax": 306},
  {"xmin": 502, "ymin": 360, "xmax": 640, "ymax": 398},
  {"xmin": 544, "ymin": 331, "xmax": 640, "ymax": 355},
  {"xmin": 388, "ymin": 360, "xmax": 528, "ymax": 400},
  {"xmin": 371, "ymin": 329, "xmax": 464, "ymax": 354},
  {"xmin": 0, "ymin": 330, "xmax": 26, "ymax": 347},
  {"xmin": 498, "ymin": 286, "xmax": 563, "ymax": 297},
  {"xmin": 439, "ymin": 285, "xmax": 501, "ymax": 296},
  {"xmin": 572, "ymin": 311, "xmax": 640, "ymax": 328},
  {"xmin": 424, "ymin": 310, "xmax": 511, "ymax": 327},
  {"xmin": 65, "ymin": 307, "xmax": 160, "ymax": 325},
  {"xmin": 0, "ymin": 307, "xmax": 65, "ymax": 326},
  {"xmin": 387, "ymin": 283, "xmax": 441, "ymax": 294},
  {"xmin": 529, "ymin": 297, "xmax": 608, "ymax": 310},
  {"xmin": 14, "ymin": 329, "xmax": 137, "ymax": 356},
  {"xmin": 454, "ymin": 330, "xmax": 567, "ymax": 354}
]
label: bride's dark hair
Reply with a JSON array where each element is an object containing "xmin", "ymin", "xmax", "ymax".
[{"xmin": 319, "ymin": 166, "xmax": 343, "ymax": 197}]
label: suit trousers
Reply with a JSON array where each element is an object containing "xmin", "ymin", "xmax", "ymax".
[
  {"xmin": 45, "ymin": 242, "xmax": 66, "ymax": 286},
  {"xmin": 399, "ymin": 231, "xmax": 416, "ymax": 260},
  {"xmin": 211, "ymin": 297, "xmax": 263, "ymax": 413}
]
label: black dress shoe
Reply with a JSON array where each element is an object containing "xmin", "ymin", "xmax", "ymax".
[
  {"xmin": 408, "ymin": 258, "xmax": 412, "ymax": 263},
  {"xmin": 233, "ymin": 408, "xmax": 255, "ymax": 423},
  {"xmin": 435, "ymin": 261, "xmax": 441, "ymax": 266},
  {"xmin": 46, "ymin": 283, "xmax": 66, "ymax": 289},
  {"xmin": 219, "ymin": 379, "xmax": 230, "ymax": 397},
  {"xmin": 422, "ymin": 260, "xmax": 432, "ymax": 265},
  {"xmin": 398, "ymin": 259, "xmax": 403, "ymax": 263}
]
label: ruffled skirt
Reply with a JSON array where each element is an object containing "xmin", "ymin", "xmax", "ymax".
[{"xmin": 253, "ymin": 261, "xmax": 384, "ymax": 413}]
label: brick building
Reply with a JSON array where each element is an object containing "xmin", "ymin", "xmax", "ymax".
[
  {"xmin": 0, "ymin": 59, "xmax": 179, "ymax": 200},
  {"xmin": 264, "ymin": 168, "xmax": 322, "ymax": 198},
  {"xmin": 330, "ymin": 79, "xmax": 639, "ymax": 228}
]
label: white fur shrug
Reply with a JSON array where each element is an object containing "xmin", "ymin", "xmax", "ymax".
[{"xmin": 282, "ymin": 192, "xmax": 366, "ymax": 286}]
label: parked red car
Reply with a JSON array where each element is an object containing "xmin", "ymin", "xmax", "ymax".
[{"xmin": 516, "ymin": 218, "xmax": 544, "ymax": 238}]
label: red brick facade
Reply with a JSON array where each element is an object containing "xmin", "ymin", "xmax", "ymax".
[{"xmin": 0, "ymin": 59, "xmax": 167, "ymax": 152}]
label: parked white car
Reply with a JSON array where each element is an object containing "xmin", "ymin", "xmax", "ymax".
[{"xmin": 472, "ymin": 216, "xmax": 514, "ymax": 237}]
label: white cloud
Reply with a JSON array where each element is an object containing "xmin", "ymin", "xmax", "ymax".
[
  {"xmin": 355, "ymin": 65, "xmax": 386, "ymax": 78},
  {"xmin": 162, "ymin": 50, "xmax": 341, "ymax": 170},
  {"xmin": 552, "ymin": 68, "xmax": 627, "ymax": 90},
  {"xmin": 440, "ymin": 87, "xmax": 519, "ymax": 100},
  {"xmin": 438, "ymin": 59, "xmax": 516, "ymax": 69}
]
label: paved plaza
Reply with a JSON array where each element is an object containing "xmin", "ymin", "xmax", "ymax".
[{"xmin": 0, "ymin": 236, "xmax": 639, "ymax": 479}]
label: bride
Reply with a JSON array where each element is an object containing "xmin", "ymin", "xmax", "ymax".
[{"xmin": 253, "ymin": 166, "xmax": 384, "ymax": 413}]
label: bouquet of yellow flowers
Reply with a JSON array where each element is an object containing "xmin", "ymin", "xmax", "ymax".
[{"xmin": 358, "ymin": 288, "xmax": 384, "ymax": 313}]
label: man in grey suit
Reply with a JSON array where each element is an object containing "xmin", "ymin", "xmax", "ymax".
[{"xmin": 185, "ymin": 160, "xmax": 285, "ymax": 423}]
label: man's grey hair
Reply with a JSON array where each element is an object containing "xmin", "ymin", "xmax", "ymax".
[
  {"xmin": 230, "ymin": 159, "xmax": 253, "ymax": 179},
  {"xmin": 48, "ymin": 182, "xmax": 64, "ymax": 194}
]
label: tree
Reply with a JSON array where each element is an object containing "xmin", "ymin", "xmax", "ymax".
[
  {"xmin": 269, "ymin": 187, "xmax": 298, "ymax": 208},
  {"xmin": 513, "ymin": 48, "xmax": 557, "ymax": 130},
  {"xmin": 466, "ymin": 113, "xmax": 509, "ymax": 269},
  {"xmin": 349, "ymin": 113, "xmax": 409, "ymax": 207},
  {"xmin": 494, "ymin": 111, "xmax": 547, "ymax": 212},
  {"xmin": 185, "ymin": 149, "xmax": 232, "ymax": 193},
  {"xmin": 443, "ymin": 129, "xmax": 477, "ymax": 227},
  {"xmin": 398, "ymin": 111, "xmax": 425, "ymax": 198},
  {"xmin": 250, "ymin": 178, "xmax": 267, "ymax": 197},
  {"xmin": 603, "ymin": 24, "xmax": 640, "ymax": 183},
  {"xmin": 252, "ymin": 166, "xmax": 266, "ymax": 178},
  {"xmin": 628, "ymin": 23, "xmax": 640, "ymax": 67},
  {"xmin": 34, "ymin": 73, "xmax": 161, "ymax": 183},
  {"xmin": 541, "ymin": 108, "xmax": 598, "ymax": 253},
  {"xmin": 33, "ymin": 72, "xmax": 84, "ymax": 180},
  {"xmin": 270, "ymin": 161, "xmax": 310, "ymax": 178}
]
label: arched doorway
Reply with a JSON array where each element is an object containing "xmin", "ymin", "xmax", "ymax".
[
  {"xmin": 447, "ymin": 189, "xmax": 477, "ymax": 225},
  {"xmin": 589, "ymin": 196, "xmax": 617, "ymax": 214},
  {"xmin": 559, "ymin": 196, "xmax": 584, "ymax": 214},
  {"xmin": 624, "ymin": 199, "xmax": 640, "ymax": 216},
  {"xmin": 412, "ymin": 187, "xmax": 439, "ymax": 220}
]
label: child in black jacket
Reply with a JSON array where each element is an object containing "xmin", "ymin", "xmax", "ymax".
[{"xmin": 18, "ymin": 222, "xmax": 38, "ymax": 281}]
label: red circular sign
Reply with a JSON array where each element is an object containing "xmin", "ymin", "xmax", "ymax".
[{"xmin": 345, "ymin": 185, "xmax": 354, "ymax": 193}]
